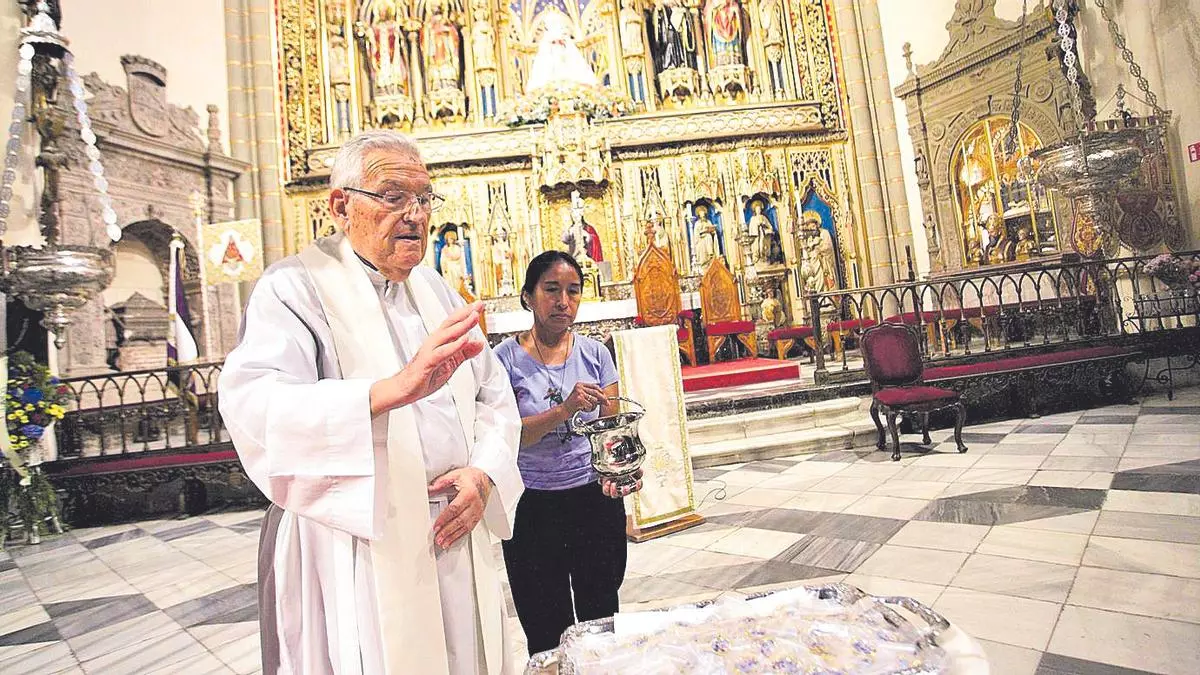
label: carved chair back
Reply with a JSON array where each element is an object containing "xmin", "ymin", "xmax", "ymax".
[
  {"xmin": 698, "ymin": 257, "xmax": 742, "ymax": 326},
  {"xmin": 861, "ymin": 323, "xmax": 925, "ymax": 389},
  {"xmin": 633, "ymin": 243, "xmax": 682, "ymax": 327}
]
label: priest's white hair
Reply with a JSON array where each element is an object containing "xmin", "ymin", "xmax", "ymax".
[{"xmin": 329, "ymin": 130, "xmax": 423, "ymax": 190}]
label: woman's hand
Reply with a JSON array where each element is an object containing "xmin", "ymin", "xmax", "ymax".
[
  {"xmin": 600, "ymin": 470, "xmax": 643, "ymax": 499},
  {"xmin": 563, "ymin": 382, "xmax": 607, "ymax": 415}
]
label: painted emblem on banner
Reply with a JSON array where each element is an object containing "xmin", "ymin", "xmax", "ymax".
[
  {"xmin": 127, "ymin": 72, "xmax": 170, "ymax": 138},
  {"xmin": 201, "ymin": 219, "xmax": 264, "ymax": 284}
]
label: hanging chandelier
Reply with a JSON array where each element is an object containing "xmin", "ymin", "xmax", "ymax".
[
  {"xmin": 1024, "ymin": 0, "xmax": 1168, "ymax": 258},
  {"xmin": 0, "ymin": 1, "xmax": 121, "ymax": 349}
]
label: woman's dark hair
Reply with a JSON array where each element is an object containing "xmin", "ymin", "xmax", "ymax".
[{"xmin": 520, "ymin": 251, "xmax": 585, "ymax": 310}]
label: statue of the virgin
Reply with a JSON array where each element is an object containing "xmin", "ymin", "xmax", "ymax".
[{"xmin": 526, "ymin": 13, "xmax": 599, "ymax": 92}]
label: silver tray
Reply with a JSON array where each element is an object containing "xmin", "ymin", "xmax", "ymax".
[{"xmin": 524, "ymin": 583, "xmax": 950, "ymax": 675}]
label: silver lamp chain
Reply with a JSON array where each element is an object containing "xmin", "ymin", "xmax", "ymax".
[
  {"xmin": 1091, "ymin": 0, "xmax": 1165, "ymax": 121},
  {"xmin": 1005, "ymin": 0, "xmax": 1030, "ymax": 157},
  {"xmin": 1054, "ymin": 0, "xmax": 1085, "ymax": 133},
  {"xmin": 0, "ymin": 43, "xmax": 35, "ymax": 237},
  {"xmin": 62, "ymin": 52, "xmax": 121, "ymax": 243}
]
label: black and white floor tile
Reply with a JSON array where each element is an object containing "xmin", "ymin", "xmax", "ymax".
[{"xmin": 1, "ymin": 389, "xmax": 1198, "ymax": 673}]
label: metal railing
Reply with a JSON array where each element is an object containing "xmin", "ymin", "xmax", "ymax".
[
  {"xmin": 53, "ymin": 361, "xmax": 229, "ymax": 459},
  {"xmin": 806, "ymin": 250, "xmax": 1200, "ymax": 382}
]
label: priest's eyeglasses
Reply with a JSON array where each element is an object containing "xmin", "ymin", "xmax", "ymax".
[{"xmin": 345, "ymin": 187, "xmax": 445, "ymax": 213}]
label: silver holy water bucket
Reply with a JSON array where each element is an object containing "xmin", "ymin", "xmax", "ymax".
[{"xmin": 568, "ymin": 397, "xmax": 647, "ymax": 492}]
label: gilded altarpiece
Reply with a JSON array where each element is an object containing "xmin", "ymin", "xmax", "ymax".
[{"xmin": 273, "ymin": 0, "xmax": 885, "ymax": 335}]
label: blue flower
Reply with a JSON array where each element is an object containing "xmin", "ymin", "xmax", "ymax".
[
  {"xmin": 20, "ymin": 423, "xmax": 44, "ymax": 440},
  {"xmin": 21, "ymin": 388, "xmax": 43, "ymax": 404}
]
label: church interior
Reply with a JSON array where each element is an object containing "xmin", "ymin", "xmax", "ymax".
[{"xmin": 0, "ymin": 0, "xmax": 1199, "ymax": 672}]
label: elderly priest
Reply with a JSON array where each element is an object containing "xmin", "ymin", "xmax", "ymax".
[{"xmin": 219, "ymin": 130, "xmax": 524, "ymax": 675}]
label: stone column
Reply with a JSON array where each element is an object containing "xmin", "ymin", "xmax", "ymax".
[
  {"xmin": 225, "ymin": 0, "xmax": 286, "ymax": 264},
  {"xmin": 857, "ymin": 0, "xmax": 914, "ymax": 276},
  {"xmin": 831, "ymin": 0, "xmax": 898, "ymax": 286}
]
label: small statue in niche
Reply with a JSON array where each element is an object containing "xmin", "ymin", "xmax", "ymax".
[
  {"xmin": 527, "ymin": 12, "xmax": 599, "ymax": 92},
  {"xmin": 1015, "ymin": 228, "xmax": 1035, "ymax": 260},
  {"xmin": 760, "ymin": 285, "xmax": 786, "ymax": 327},
  {"xmin": 326, "ymin": 5, "xmax": 353, "ymax": 138},
  {"xmin": 797, "ymin": 210, "xmax": 837, "ymax": 297},
  {"xmin": 434, "ymin": 225, "xmax": 474, "ymax": 294},
  {"xmin": 705, "ymin": 0, "xmax": 745, "ymax": 67},
  {"xmin": 619, "ymin": 0, "xmax": 649, "ymax": 104},
  {"xmin": 690, "ymin": 203, "xmax": 722, "ymax": 271},
  {"xmin": 362, "ymin": 0, "xmax": 410, "ymax": 97},
  {"xmin": 491, "ymin": 222, "xmax": 515, "ymax": 295},
  {"xmin": 423, "ymin": 5, "xmax": 463, "ymax": 93},
  {"xmin": 469, "ymin": 0, "xmax": 499, "ymax": 118},
  {"xmin": 561, "ymin": 190, "xmax": 604, "ymax": 264},
  {"xmin": 654, "ymin": 0, "xmax": 695, "ymax": 71},
  {"xmin": 746, "ymin": 198, "xmax": 783, "ymax": 265},
  {"xmin": 760, "ymin": 0, "xmax": 786, "ymax": 95}
]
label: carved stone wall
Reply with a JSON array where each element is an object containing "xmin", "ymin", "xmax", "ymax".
[
  {"xmin": 55, "ymin": 56, "xmax": 250, "ymax": 375},
  {"xmin": 893, "ymin": 0, "xmax": 1077, "ymax": 274}
]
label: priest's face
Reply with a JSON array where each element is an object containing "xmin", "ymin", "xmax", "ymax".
[{"xmin": 332, "ymin": 148, "xmax": 432, "ymax": 281}]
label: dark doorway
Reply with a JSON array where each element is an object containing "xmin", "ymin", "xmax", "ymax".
[{"xmin": 6, "ymin": 297, "xmax": 47, "ymax": 362}]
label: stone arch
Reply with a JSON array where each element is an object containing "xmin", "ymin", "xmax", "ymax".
[{"xmin": 120, "ymin": 219, "xmax": 201, "ymax": 282}]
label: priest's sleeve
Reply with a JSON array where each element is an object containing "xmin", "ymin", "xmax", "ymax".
[
  {"xmin": 218, "ymin": 270, "xmax": 381, "ymax": 541},
  {"xmin": 465, "ymin": 328, "xmax": 524, "ymax": 540}
]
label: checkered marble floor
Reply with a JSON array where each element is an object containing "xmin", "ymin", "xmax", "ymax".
[{"xmin": 2, "ymin": 389, "xmax": 1198, "ymax": 674}]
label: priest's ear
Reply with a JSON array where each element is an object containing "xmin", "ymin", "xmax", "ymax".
[{"xmin": 329, "ymin": 189, "xmax": 351, "ymax": 230}]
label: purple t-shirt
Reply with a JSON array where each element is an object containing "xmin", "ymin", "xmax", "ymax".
[{"xmin": 494, "ymin": 334, "xmax": 619, "ymax": 490}]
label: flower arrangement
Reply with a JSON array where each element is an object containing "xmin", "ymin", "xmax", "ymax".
[
  {"xmin": 1, "ymin": 351, "xmax": 70, "ymax": 546},
  {"xmin": 6, "ymin": 351, "xmax": 70, "ymax": 454},
  {"xmin": 503, "ymin": 83, "xmax": 633, "ymax": 127},
  {"xmin": 1143, "ymin": 254, "xmax": 1200, "ymax": 289}
]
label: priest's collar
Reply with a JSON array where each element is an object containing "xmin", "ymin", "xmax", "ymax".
[{"xmin": 353, "ymin": 251, "xmax": 400, "ymax": 291}]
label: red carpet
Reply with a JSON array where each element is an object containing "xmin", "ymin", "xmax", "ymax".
[{"xmin": 680, "ymin": 358, "xmax": 802, "ymax": 392}]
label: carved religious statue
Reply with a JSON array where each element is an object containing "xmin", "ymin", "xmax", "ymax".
[
  {"xmin": 561, "ymin": 190, "xmax": 603, "ymax": 264},
  {"xmin": 760, "ymin": 0, "xmax": 787, "ymax": 96},
  {"xmin": 654, "ymin": 0, "xmax": 695, "ymax": 71},
  {"xmin": 469, "ymin": 0, "xmax": 499, "ymax": 119},
  {"xmin": 797, "ymin": 210, "xmax": 837, "ymax": 298},
  {"xmin": 760, "ymin": 285, "xmax": 785, "ymax": 327},
  {"xmin": 423, "ymin": 6, "xmax": 462, "ymax": 93},
  {"xmin": 619, "ymin": 0, "xmax": 649, "ymax": 105},
  {"xmin": 491, "ymin": 222, "xmax": 515, "ymax": 295},
  {"xmin": 326, "ymin": 4, "xmax": 353, "ymax": 138},
  {"xmin": 357, "ymin": 0, "xmax": 410, "ymax": 98},
  {"xmin": 436, "ymin": 227, "xmax": 471, "ymax": 293},
  {"xmin": 706, "ymin": 0, "xmax": 744, "ymax": 67},
  {"xmin": 1015, "ymin": 228, "xmax": 1035, "ymax": 261},
  {"xmin": 748, "ymin": 199, "xmax": 782, "ymax": 265},
  {"xmin": 526, "ymin": 13, "xmax": 599, "ymax": 93},
  {"xmin": 690, "ymin": 204, "xmax": 721, "ymax": 271}
]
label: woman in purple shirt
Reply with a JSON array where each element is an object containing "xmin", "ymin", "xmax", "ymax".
[{"xmin": 494, "ymin": 251, "xmax": 639, "ymax": 655}]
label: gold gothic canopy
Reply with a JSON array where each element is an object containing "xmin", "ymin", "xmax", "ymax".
[{"xmin": 276, "ymin": 0, "xmax": 877, "ymax": 316}]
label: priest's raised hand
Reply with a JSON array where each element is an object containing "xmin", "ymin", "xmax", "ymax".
[{"xmin": 369, "ymin": 300, "xmax": 485, "ymax": 416}]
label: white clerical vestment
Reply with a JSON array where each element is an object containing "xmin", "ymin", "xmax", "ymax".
[{"xmin": 219, "ymin": 232, "xmax": 524, "ymax": 675}]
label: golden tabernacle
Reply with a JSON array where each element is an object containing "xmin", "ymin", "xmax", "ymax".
[{"xmin": 274, "ymin": 0, "xmax": 913, "ymax": 339}]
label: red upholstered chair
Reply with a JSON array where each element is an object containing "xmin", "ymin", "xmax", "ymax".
[
  {"xmin": 826, "ymin": 318, "xmax": 878, "ymax": 360},
  {"xmin": 699, "ymin": 257, "xmax": 756, "ymax": 361},
  {"xmin": 767, "ymin": 325, "xmax": 815, "ymax": 361},
  {"xmin": 861, "ymin": 323, "xmax": 968, "ymax": 461}
]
